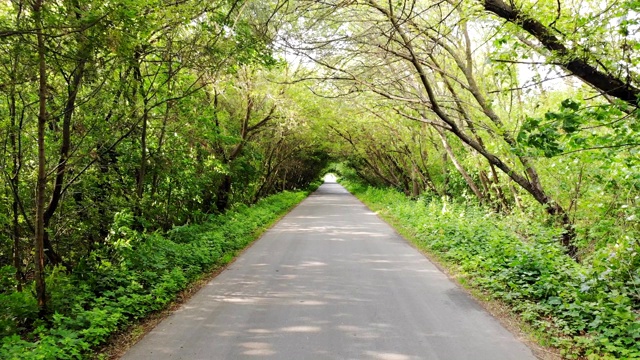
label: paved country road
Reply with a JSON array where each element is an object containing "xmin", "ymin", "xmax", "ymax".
[{"xmin": 122, "ymin": 182, "xmax": 536, "ymax": 360}]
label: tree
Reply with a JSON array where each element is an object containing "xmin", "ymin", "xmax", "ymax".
[
  {"xmin": 278, "ymin": 0, "xmax": 639, "ymax": 257},
  {"xmin": 0, "ymin": 0, "xmax": 314, "ymax": 313},
  {"xmin": 482, "ymin": 0, "xmax": 639, "ymax": 107}
]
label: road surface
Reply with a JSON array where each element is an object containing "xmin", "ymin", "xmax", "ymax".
[{"xmin": 122, "ymin": 181, "xmax": 536, "ymax": 360}]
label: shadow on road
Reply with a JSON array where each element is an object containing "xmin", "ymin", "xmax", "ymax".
[{"xmin": 122, "ymin": 183, "xmax": 535, "ymax": 360}]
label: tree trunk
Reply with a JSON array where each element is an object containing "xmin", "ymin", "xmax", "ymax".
[
  {"xmin": 478, "ymin": 171, "xmax": 493, "ymax": 200},
  {"xmin": 441, "ymin": 150, "xmax": 449, "ymax": 197},
  {"xmin": 436, "ymin": 128, "xmax": 484, "ymax": 202},
  {"xmin": 411, "ymin": 166, "xmax": 419, "ymax": 198},
  {"xmin": 33, "ymin": 0, "xmax": 48, "ymax": 315},
  {"xmin": 489, "ymin": 164, "xmax": 510, "ymax": 211},
  {"xmin": 9, "ymin": 41, "xmax": 22, "ymax": 291},
  {"xmin": 371, "ymin": 1, "xmax": 579, "ymax": 258},
  {"xmin": 42, "ymin": 76, "xmax": 85, "ymax": 266},
  {"xmin": 132, "ymin": 56, "xmax": 148, "ymax": 207},
  {"xmin": 41, "ymin": 2, "xmax": 89, "ymax": 267},
  {"xmin": 152, "ymin": 39, "xmax": 174, "ymax": 198},
  {"xmin": 215, "ymin": 175, "xmax": 232, "ymax": 212},
  {"xmin": 137, "ymin": 105, "xmax": 148, "ymax": 200},
  {"xmin": 509, "ymin": 183, "xmax": 523, "ymax": 211}
]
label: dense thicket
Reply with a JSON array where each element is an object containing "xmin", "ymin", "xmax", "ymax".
[
  {"xmin": 0, "ymin": 190, "xmax": 310, "ymax": 358},
  {"xmin": 0, "ymin": 0, "xmax": 328, "ymax": 316},
  {"xmin": 343, "ymin": 180, "xmax": 639, "ymax": 358}
]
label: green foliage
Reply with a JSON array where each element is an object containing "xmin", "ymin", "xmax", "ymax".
[
  {"xmin": 0, "ymin": 288, "xmax": 37, "ymax": 338},
  {"xmin": 343, "ymin": 181, "xmax": 640, "ymax": 359},
  {"xmin": 1, "ymin": 0, "xmax": 638, "ymax": 357},
  {"xmin": 517, "ymin": 99, "xmax": 639, "ymax": 158},
  {"xmin": 0, "ymin": 266, "xmax": 17, "ymax": 293},
  {"xmin": 0, "ymin": 190, "xmax": 307, "ymax": 359}
]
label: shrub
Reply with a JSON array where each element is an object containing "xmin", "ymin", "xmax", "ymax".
[
  {"xmin": 343, "ymin": 181, "xmax": 639, "ymax": 359},
  {"xmin": 0, "ymin": 190, "xmax": 307, "ymax": 359}
]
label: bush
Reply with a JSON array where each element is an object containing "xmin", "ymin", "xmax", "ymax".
[
  {"xmin": 343, "ymin": 181, "xmax": 639, "ymax": 359},
  {"xmin": 0, "ymin": 190, "xmax": 307, "ymax": 359}
]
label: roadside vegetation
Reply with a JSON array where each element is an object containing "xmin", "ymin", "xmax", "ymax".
[
  {"xmin": 0, "ymin": 189, "xmax": 311, "ymax": 359},
  {"xmin": 1, "ymin": 0, "xmax": 638, "ymax": 358},
  {"xmin": 288, "ymin": 1, "xmax": 639, "ymax": 356},
  {"xmin": 340, "ymin": 177, "xmax": 639, "ymax": 359},
  {"xmin": 1, "ymin": 1, "xmax": 328, "ymax": 357}
]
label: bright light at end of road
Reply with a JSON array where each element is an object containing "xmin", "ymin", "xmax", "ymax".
[{"xmin": 324, "ymin": 173, "xmax": 337, "ymax": 183}]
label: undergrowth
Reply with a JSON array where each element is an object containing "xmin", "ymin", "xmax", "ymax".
[
  {"xmin": 0, "ymin": 190, "xmax": 309, "ymax": 359},
  {"xmin": 343, "ymin": 181, "xmax": 640, "ymax": 360}
]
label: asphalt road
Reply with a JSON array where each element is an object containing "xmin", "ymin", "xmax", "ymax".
[{"xmin": 122, "ymin": 181, "xmax": 536, "ymax": 360}]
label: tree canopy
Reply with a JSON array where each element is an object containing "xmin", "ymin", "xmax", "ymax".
[{"xmin": 0, "ymin": 0, "xmax": 638, "ymax": 358}]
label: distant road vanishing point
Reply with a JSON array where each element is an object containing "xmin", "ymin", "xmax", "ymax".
[{"xmin": 122, "ymin": 180, "xmax": 536, "ymax": 360}]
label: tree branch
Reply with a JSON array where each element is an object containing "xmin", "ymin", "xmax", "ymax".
[{"xmin": 483, "ymin": 0, "xmax": 639, "ymax": 107}]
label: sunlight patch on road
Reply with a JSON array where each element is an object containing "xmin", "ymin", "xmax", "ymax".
[
  {"xmin": 364, "ymin": 351, "xmax": 412, "ymax": 360},
  {"xmin": 209, "ymin": 294, "xmax": 327, "ymax": 306},
  {"xmin": 296, "ymin": 300, "xmax": 326, "ymax": 305},
  {"xmin": 240, "ymin": 342, "xmax": 276, "ymax": 356},
  {"xmin": 275, "ymin": 274, "xmax": 298, "ymax": 280},
  {"xmin": 336, "ymin": 325, "xmax": 380, "ymax": 339},
  {"xmin": 214, "ymin": 296, "xmax": 257, "ymax": 303},
  {"xmin": 280, "ymin": 325, "xmax": 322, "ymax": 333},
  {"xmin": 217, "ymin": 330, "xmax": 239, "ymax": 337},
  {"xmin": 300, "ymin": 261, "xmax": 327, "ymax": 267},
  {"xmin": 337, "ymin": 325, "xmax": 362, "ymax": 332}
]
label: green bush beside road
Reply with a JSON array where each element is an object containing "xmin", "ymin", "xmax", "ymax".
[
  {"xmin": 0, "ymin": 190, "xmax": 308, "ymax": 359},
  {"xmin": 343, "ymin": 181, "xmax": 639, "ymax": 359}
]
